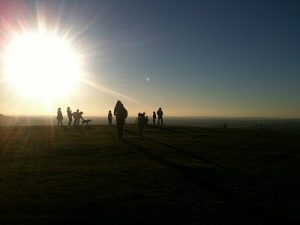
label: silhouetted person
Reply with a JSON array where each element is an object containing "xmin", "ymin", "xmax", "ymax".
[
  {"xmin": 137, "ymin": 113, "xmax": 143, "ymax": 135},
  {"xmin": 72, "ymin": 111, "xmax": 76, "ymax": 126},
  {"xmin": 137, "ymin": 112, "xmax": 148, "ymax": 136},
  {"xmin": 114, "ymin": 100, "xmax": 128, "ymax": 139},
  {"xmin": 67, "ymin": 107, "xmax": 72, "ymax": 126},
  {"xmin": 57, "ymin": 107, "xmax": 63, "ymax": 127},
  {"xmin": 152, "ymin": 111, "xmax": 156, "ymax": 126},
  {"xmin": 224, "ymin": 123, "xmax": 227, "ymax": 129},
  {"xmin": 73, "ymin": 109, "xmax": 80, "ymax": 126},
  {"xmin": 108, "ymin": 110, "xmax": 113, "ymax": 125},
  {"xmin": 157, "ymin": 107, "xmax": 163, "ymax": 126},
  {"xmin": 77, "ymin": 111, "xmax": 91, "ymax": 126},
  {"xmin": 79, "ymin": 111, "xmax": 84, "ymax": 124}
]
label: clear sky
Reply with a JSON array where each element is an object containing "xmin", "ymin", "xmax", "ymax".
[{"xmin": 0, "ymin": 0, "xmax": 299, "ymax": 117}]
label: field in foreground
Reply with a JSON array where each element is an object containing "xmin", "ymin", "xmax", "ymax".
[{"xmin": 0, "ymin": 125, "xmax": 299, "ymax": 225}]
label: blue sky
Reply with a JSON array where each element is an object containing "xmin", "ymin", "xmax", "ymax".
[{"xmin": 0, "ymin": 0, "xmax": 299, "ymax": 117}]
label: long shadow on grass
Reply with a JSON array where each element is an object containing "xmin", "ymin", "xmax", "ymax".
[
  {"xmin": 125, "ymin": 128, "xmax": 287, "ymax": 180},
  {"xmin": 124, "ymin": 128, "xmax": 239, "ymax": 171},
  {"xmin": 122, "ymin": 138, "xmax": 298, "ymax": 225},
  {"xmin": 142, "ymin": 135, "xmax": 226, "ymax": 167}
]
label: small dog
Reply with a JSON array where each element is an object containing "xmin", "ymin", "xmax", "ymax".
[{"xmin": 82, "ymin": 119, "xmax": 91, "ymax": 126}]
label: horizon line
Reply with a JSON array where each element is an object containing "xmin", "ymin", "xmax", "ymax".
[{"xmin": 2, "ymin": 114, "xmax": 300, "ymax": 120}]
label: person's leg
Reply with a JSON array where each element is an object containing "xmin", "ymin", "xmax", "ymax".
[
  {"xmin": 117, "ymin": 118, "xmax": 124, "ymax": 139},
  {"xmin": 120, "ymin": 125, "xmax": 123, "ymax": 138},
  {"xmin": 116, "ymin": 120, "xmax": 121, "ymax": 138},
  {"xmin": 117, "ymin": 125, "xmax": 121, "ymax": 139}
]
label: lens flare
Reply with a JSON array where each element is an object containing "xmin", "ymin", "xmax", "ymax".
[{"xmin": 3, "ymin": 31, "xmax": 82, "ymax": 101}]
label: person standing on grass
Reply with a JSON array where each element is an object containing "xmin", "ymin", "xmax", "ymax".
[
  {"xmin": 152, "ymin": 111, "xmax": 157, "ymax": 126},
  {"xmin": 57, "ymin": 107, "xmax": 63, "ymax": 127},
  {"xmin": 137, "ymin": 112, "xmax": 149, "ymax": 136},
  {"xmin": 108, "ymin": 110, "xmax": 113, "ymax": 125},
  {"xmin": 67, "ymin": 107, "xmax": 72, "ymax": 126},
  {"xmin": 114, "ymin": 100, "xmax": 128, "ymax": 139},
  {"xmin": 157, "ymin": 107, "xmax": 163, "ymax": 126}
]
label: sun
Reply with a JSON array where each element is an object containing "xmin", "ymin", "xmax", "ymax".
[{"xmin": 3, "ymin": 31, "xmax": 82, "ymax": 101}]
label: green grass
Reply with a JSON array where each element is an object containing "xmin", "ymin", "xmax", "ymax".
[{"xmin": 0, "ymin": 125, "xmax": 299, "ymax": 224}]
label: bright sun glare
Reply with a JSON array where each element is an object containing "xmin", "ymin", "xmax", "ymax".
[{"xmin": 3, "ymin": 31, "xmax": 82, "ymax": 101}]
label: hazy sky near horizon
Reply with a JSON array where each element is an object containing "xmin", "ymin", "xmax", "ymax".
[{"xmin": 0, "ymin": 0, "xmax": 299, "ymax": 117}]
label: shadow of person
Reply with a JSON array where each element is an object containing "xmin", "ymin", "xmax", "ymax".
[{"xmin": 121, "ymin": 138, "xmax": 294, "ymax": 225}]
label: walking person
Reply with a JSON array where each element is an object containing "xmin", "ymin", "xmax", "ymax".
[
  {"xmin": 108, "ymin": 110, "xmax": 113, "ymax": 125},
  {"xmin": 152, "ymin": 111, "xmax": 156, "ymax": 126},
  {"xmin": 113, "ymin": 100, "xmax": 128, "ymax": 139},
  {"xmin": 57, "ymin": 107, "xmax": 63, "ymax": 127},
  {"xmin": 67, "ymin": 107, "xmax": 72, "ymax": 126},
  {"xmin": 157, "ymin": 107, "xmax": 163, "ymax": 126}
]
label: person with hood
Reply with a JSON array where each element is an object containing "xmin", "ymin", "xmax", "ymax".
[{"xmin": 113, "ymin": 100, "xmax": 127, "ymax": 139}]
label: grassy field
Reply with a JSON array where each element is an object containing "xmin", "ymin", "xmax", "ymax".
[{"xmin": 0, "ymin": 125, "xmax": 299, "ymax": 224}]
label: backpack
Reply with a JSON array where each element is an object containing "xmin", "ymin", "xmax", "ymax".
[{"xmin": 123, "ymin": 107, "xmax": 128, "ymax": 119}]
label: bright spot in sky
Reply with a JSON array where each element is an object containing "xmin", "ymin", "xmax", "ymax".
[
  {"xmin": 3, "ymin": 31, "xmax": 82, "ymax": 101},
  {"xmin": 146, "ymin": 77, "xmax": 150, "ymax": 81}
]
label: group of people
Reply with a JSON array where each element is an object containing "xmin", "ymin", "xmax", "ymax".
[
  {"xmin": 137, "ymin": 112, "xmax": 149, "ymax": 136},
  {"xmin": 135, "ymin": 107, "xmax": 163, "ymax": 136},
  {"xmin": 57, "ymin": 101, "xmax": 163, "ymax": 140},
  {"xmin": 108, "ymin": 103, "xmax": 164, "ymax": 138},
  {"xmin": 56, "ymin": 107, "xmax": 88, "ymax": 127},
  {"xmin": 152, "ymin": 107, "xmax": 164, "ymax": 126}
]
